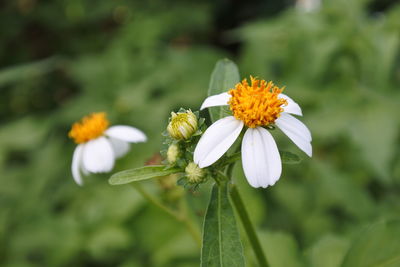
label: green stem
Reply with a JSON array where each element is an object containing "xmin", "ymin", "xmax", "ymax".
[
  {"xmin": 226, "ymin": 161, "xmax": 236, "ymax": 178},
  {"xmin": 130, "ymin": 183, "xmax": 201, "ymax": 247},
  {"xmin": 230, "ymin": 184, "xmax": 269, "ymax": 267},
  {"xmin": 131, "ymin": 183, "xmax": 178, "ymax": 218},
  {"xmin": 179, "ymin": 197, "xmax": 202, "ymax": 247},
  {"xmin": 215, "ymin": 152, "xmax": 241, "ymax": 170}
]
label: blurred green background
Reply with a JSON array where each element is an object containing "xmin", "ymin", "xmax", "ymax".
[{"xmin": 1, "ymin": 0, "xmax": 400, "ymax": 266}]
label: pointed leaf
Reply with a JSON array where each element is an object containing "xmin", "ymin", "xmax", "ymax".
[
  {"xmin": 201, "ymin": 182, "xmax": 245, "ymax": 267},
  {"xmin": 109, "ymin": 165, "xmax": 182, "ymax": 185},
  {"xmin": 207, "ymin": 59, "xmax": 240, "ymax": 122}
]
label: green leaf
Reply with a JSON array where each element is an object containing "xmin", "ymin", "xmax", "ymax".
[
  {"xmin": 341, "ymin": 220, "xmax": 400, "ymax": 267},
  {"xmin": 306, "ymin": 235, "xmax": 350, "ymax": 267},
  {"xmin": 280, "ymin": 150, "xmax": 301, "ymax": 164},
  {"xmin": 0, "ymin": 57, "xmax": 61, "ymax": 87},
  {"xmin": 207, "ymin": 59, "xmax": 240, "ymax": 122},
  {"xmin": 260, "ymin": 231, "xmax": 306, "ymax": 267},
  {"xmin": 201, "ymin": 182, "xmax": 245, "ymax": 267},
  {"xmin": 109, "ymin": 165, "xmax": 182, "ymax": 185}
]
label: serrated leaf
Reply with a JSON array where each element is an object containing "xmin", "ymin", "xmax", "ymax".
[
  {"xmin": 280, "ymin": 150, "xmax": 301, "ymax": 164},
  {"xmin": 109, "ymin": 165, "xmax": 182, "ymax": 185},
  {"xmin": 201, "ymin": 182, "xmax": 245, "ymax": 267},
  {"xmin": 341, "ymin": 220, "xmax": 400, "ymax": 267},
  {"xmin": 207, "ymin": 59, "xmax": 240, "ymax": 122}
]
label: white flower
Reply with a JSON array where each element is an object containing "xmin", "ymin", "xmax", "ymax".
[
  {"xmin": 69, "ymin": 112, "xmax": 147, "ymax": 185},
  {"xmin": 194, "ymin": 77, "xmax": 312, "ymax": 188}
]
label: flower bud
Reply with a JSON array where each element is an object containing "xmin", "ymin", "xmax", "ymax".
[
  {"xmin": 167, "ymin": 143, "xmax": 179, "ymax": 164},
  {"xmin": 185, "ymin": 162, "xmax": 206, "ymax": 184},
  {"xmin": 167, "ymin": 110, "xmax": 198, "ymax": 140}
]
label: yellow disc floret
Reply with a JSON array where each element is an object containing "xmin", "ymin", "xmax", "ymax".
[
  {"xmin": 228, "ymin": 76, "xmax": 287, "ymax": 128},
  {"xmin": 68, "ymin": 112, "xmax": 109, "ymax": 144}
]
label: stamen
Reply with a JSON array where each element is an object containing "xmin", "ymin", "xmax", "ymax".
[
  {"xmin": 68, "ymin": 112, "xmax": 109, "ymax": 144},
  {"xmin": 228, "ymin": 76, "xmax": 287, "ymax": 128}
]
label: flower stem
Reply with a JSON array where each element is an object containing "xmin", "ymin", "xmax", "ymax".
[
  {"xmin": 178, "ymin": 197, "xmax": 202, "ymax": 246},
  {"xmin": 229, "ymin": 184, "xmax": 269, "ymax": 267},
  {"xmin": 131, "ymin": 183, "xmax": 177, "ymax": 217},
  {"xmin": 130, "ymin": 183, "xmax": 201, "ymax": 247}
]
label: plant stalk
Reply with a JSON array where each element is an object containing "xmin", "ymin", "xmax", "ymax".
[
  {"xmin": 229, "ymin": 184, "xmax": 269, "ymax": 267},
  {"xmin": 130, "ymin": 183, "xmax": 201, "ymax": 247}
]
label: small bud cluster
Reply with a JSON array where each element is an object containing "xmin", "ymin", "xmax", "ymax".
[{"xmin": 161, "ymin": 108, "xmax": 207, "ymax": 188}]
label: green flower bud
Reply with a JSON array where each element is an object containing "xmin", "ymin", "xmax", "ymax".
[
  {"xmin": 167, "ymin": 110, "xmax": 198, "ymax": 140},
  {"xmin": 185, "ymin": 162, "xmax": 206, "ymax": 184},
  {"xmin": 167, "ymin": 143, "xmax": 179, "ymax": 164}
]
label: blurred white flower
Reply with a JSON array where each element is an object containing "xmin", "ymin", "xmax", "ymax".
[
  {"xmin": 68, "ymin": 112, "xmax": 146, "ymax": 185},
  {"xmin": 194, "ymin": 77, "xmax": 312, "ymax": 188},
  {"xmin": 296, "ymin": 0, "xmax": 321, "ymax": 12}
]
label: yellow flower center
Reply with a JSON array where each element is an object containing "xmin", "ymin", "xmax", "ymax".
[
  {"xmin": 68, "ymin": 112, "xmax": 109, "ymax": 144},
  {"xmin": 228, "ymin": 76, "xmax": 287, "ymax": 128}
]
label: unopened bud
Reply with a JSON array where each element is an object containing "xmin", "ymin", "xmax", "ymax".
[
  {"xmin": 167, "ymin": 110, "xmax": 198, "ymax": 140},
  {"xmin": 167, "ymin": 144, "xmax": 179, "ymax": 164},
  {"xmin": 185, "ymin": 162, "xmax": 205, "ymax": 184}
]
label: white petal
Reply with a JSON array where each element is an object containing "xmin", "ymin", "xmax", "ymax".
[
  {"xmin": 275, "ymin": 113, "xmax": 312, "ymax": 157},
  {"xmin": 200, "ymin": 92, "xmax": 230, "ymax": 110},
  {"xmin": 82, "ymin": 137, "xmax": 115, "ymax": 173},
  {"xmin": 194, "ymin": 116, "xmax": 243, "ymax": 168},
  {"xmin": 108, "ymin": 137, "xmax": 130, "ymax": 158},
  {"xmin": 279, "ymin": 93, "xmax": 303, "ymax": 116},
  {"xmin": 242, "ymin": 127, "xmax": 282, "ymax": 188},
  {"xmin": 71, "ymin": 145, "xmax": 84, "ymax": 186},
  {"xmin": 105, "ymin": 125, "xmax": 147, "ymax": 143}
]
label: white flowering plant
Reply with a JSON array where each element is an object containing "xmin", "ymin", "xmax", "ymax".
[{"xmin": 102, "ymin": 59, "xmax": 309, "ymax": 266}]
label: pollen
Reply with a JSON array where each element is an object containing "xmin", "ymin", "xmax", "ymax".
[
  {"xmin": 228, "ymin": 76, "xmax": 287, "ymax": 128},
  {"xmin": 68, "ymin": 112, "xmax": 109, "ymax": 144}
]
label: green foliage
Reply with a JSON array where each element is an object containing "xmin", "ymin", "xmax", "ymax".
[
  {"xmin": 0, "ymin": 57, "xmax": 61, "ymax": 87},
  {"xmin": 201, "ymin": 182, "xmax": 245, "ymax": 267},
  {"xmin": 279, "ymin": 151, "xmax": 301, "ymax": 164},
  {"xmin": 109, "ymin": 165, "xmax": 182, "ymax": 185},
  {"xmin": 260, "ymin": 231, "xmax": 305, "ymax": 267},
  {"xmin": 342, "ymin": 220, "xmax": 400, "ymax": 267},
  {"xmin": 207, "ymin": 59, "xmax": 240, "ymax": 122},
  {"xmin": 306, "ymin": 235, "xmax": 349, "ymax": 267}
]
